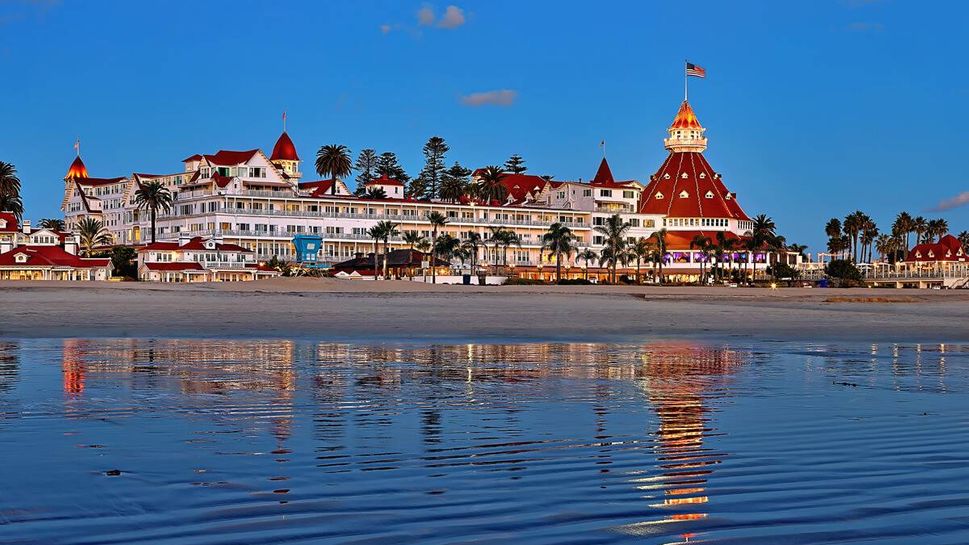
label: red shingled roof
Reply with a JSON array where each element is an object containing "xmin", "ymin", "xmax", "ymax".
[
  {"xmin": 591, "ymin": 158, "xmax": 615, "ymax": 185},
  {"xmin": 138, "ymin": 237, "xmax": 252, "ymax": 253},
  {"xmin": 658, "ymin": 230, "xmax": 746, "ymax": 251},
  {"xmin": 638, "ymin": 151, "xmax": 750, "ymax": 221},
  {"xmin": 0, "ymin": 245, "xmax": 110, "ymax": 268},
  {"xmin": 204, "ymin": 149, "xmax": 259, "ymax": 166},
  {"xmin": 907, "ymin": 235, "xmax": 966, "ymax": 262},
  {"xmin": 182, "ymin": 154, "xmax": 203, "ymax": 163},
  {"xmin": 270, "ymin": 132, "xmax": 299, "ymax": 162},
  {"xmin": 0, "ymin": 212, "xmax": 18, "ymax": 232},
  {"xmin": 73, "ymin": 176, "xmax": 127, "ymax": 187},
  {"xmin": 364, "ymin": 174, "xmax": 405, "ymax": 187},
  {"xmin": 498, "ymin": 173, "xmax": 549, "ymax": 204}
]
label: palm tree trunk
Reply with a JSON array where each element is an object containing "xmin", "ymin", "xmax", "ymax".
[
  {"xmin": 373, "ymin": 240, "xmax": 379, "ymax": 280},
  {"xmin": 432, "ymin": 228, "xmax": 438, "ymax": 284},
  {"xmin": 555, "ymin": 252, "xmax": 561, "ymax": 283},
  {"xmin": 150, "ymin": 208, "xmax": 157, "ymax": 243},
  {"xmin": 383, "ymin": 239, "xmax": 390, "ymax": 279}
]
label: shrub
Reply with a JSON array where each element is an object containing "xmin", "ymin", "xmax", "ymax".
[
  {"xmin": 557, "ymin": 278, "xmax": 592, "ymax": 285},
  {"xmin": 503, "ymin": 277, "xmax": 547, "ymax": 286},
  {"xmin": 826, "ymin": 259, "xmax": 862, "ymax": 281}
]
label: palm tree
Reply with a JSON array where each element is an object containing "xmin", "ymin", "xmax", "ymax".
[
  {"xmin": 461, "ymin": 232, "xmax": 483, "ymax": 274},
  {"xmin": 892, "ymin": 212, "xmax": 915, "ymax": 259},
  {"xmin": 541, "ymin": 223, "xmax": 578, "ymax": 283},
  {"xmin": 498, "ymin": 230, "xmax": 522, "ymax": 273},
  {"xmin": 912, "ymin": 216, "xmax": 928, "ymax": 245},
  {"xmin": 690, "ymin": 234, "xmax": 712, "ymax": 285},
  {"xmin": 133, "ymin": 180, "xmax": 174, "ymax": 243},
  {"xmin": 425, "ymin": 211, "xmax": 448, "ymax": 283},
  {"xmin": 927, "ymin": 218, "xmax": 949, "ymax": 243},
  {"xmin": 958, "ymin": 231, "xmax": 969, "ymax": 251},
  {"xmin": 486, "ymin": 226, "xmax": 511, "ymax": 275},
  {"xmin": 0, "ymin": 161, "xmax": 23, "ymax": 220},
  {"xmin": 651, "ymin": 228, "xmax": 669, "ymax": 284},
  {"xmin": 593, "ymin": 214, "xmax": 631, "ymax": 283},
  {"xmin": 39, "ymin": 218, "xmax": 66, "ymax": 231},
  {"xmin": 373, "ymin": 220, "xmax": 399, "ymax": 279},
  {"xmin": 366, "ymin": 223, "xmax": 386, "ymax": 280},
  {"xmin": 434, "ymin": 233, "xmax": 461, "ymax": 273},
  {"xmin": 631, "ymin": 237, "xmax": 654, "ymax": 284},
  {"xmin": 76, "ymin": 217, "xmax": 111, "ymax": 256},
  {"xmin": 315, "ymin": 144, "xmax": 353, "ymax": 196},
  {"xmin": 475, "ymin": 166, "xmax": 508, "ymax": 204},
  {"xmin": 401, "ymin": 230, "xmax": 425, "ymax": 279},
  {"xmin": 787, "ymin": 243, "xmax": 808, "ymax": 261},
  {"xmin": 875, "ymin": 233, "xmax": 897, "ymax": 262},
  {"xmin": 577, "ymin": 248, "xmax": 598, "ymax": 280}
]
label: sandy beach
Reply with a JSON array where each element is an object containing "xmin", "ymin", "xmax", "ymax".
[{"xmin": 1, "ymin": 279, "xmax": 966, "ymax": 343}]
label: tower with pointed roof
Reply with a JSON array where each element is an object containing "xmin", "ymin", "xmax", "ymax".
[
  {"xmin": 65, "ymin": 155, "xmax": 88, "ymax": 180},
  {"xmin": 270, "ymin": 131, "xmax": 301, "ymax": 180},
  {"xmin": 663, "ymin": 101, "xmax": 707, "ymax": 153}
]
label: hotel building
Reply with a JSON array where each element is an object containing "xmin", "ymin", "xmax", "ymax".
[{"xmin": 61, "ymin": 100, "xmax": 791, "ymax": 280}]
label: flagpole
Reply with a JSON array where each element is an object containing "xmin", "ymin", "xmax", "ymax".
[{"xmin": 684, "ymin": 60, "xmax": 688, "ymax": 102}]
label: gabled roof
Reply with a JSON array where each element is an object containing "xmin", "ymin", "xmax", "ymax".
[
  {"xmin": 907, "ymin": 234, "xmax": 966, "ymax": 262},
  {"xmin": 332, "ymin": 249, "xmax": 449, "ymax": 272},
  {"xmin": 66, "ymin": 156, "xmax": 88, "ymax": 179},
  {"xmin": 73, "ymin": 176, "xmax": 127, "ymax": 187},
  {"xmin": 0, "ymin": 212, "xmax": 19, "ymax": 232},
  {"xmin": 182, "ymin": 154, "xmax": 203, "ymax": 163},
  {"xmin": 364, "ymin": 174, "xmax": 405, "ymax": 187},
  {"xmin": 204, "ymin": 149, "xmax": 259, "ymax": 166},
  {"xmin": 270, "ymin": 131, "xmax": 299, "ymax": 162},
  {"xmin": 138, "ymin": 236, "xmax": 252, "ymax": 253},
  {"xmin": 670, "ymin": 100, "xmax": 702, "ymax": 130},
  {"xmin": 638, "ymin": 151, "xmax": 750, "ymax": 221},
  {"xmin": 0, "ymin": 245, "xmax": 110, "ymax": 268},
  {"xmin": 497, "ymin": 173, "xmax": 550, "ymax": 204}
]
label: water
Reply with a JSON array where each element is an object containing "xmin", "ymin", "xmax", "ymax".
[{"xmin": 1, "ymin": 339, "xmax": 968, "ymax": 544}]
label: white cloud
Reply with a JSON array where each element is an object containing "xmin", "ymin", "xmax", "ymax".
[
  {"xmin": 931, "ymin": 191, "xmax": 969, "ymax": 212},
  {"xmin": 438, "ymin": 5, "xmax": 465, "ymax": 29},
  {"xmin": 417, "ymin": 5, "xmax": 435, "ymax": 26},
  {"xmin": 460, "ymin": 90, "xmax": 517, "ymax": 107},
  {"xmin": 380, "ymin": 23, "xmax": 392, "ymax": 34}
]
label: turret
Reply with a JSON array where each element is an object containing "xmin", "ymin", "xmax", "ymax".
[
  {"xmin": 270, "ymin": 131, "xmax": 301, "ymax": 179},
  {"xmin": 663, "ymin": 101, "xmax": 708, "ymax": 153}
]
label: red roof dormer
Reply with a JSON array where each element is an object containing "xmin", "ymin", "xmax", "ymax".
[{"xmin": 270, "ymin": 131, "xmax": 300, "ymax": 162}]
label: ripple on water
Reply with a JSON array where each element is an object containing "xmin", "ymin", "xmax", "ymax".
[{"xmin": 0, "ymin": 339, "xmax": 968, "ymax": 544}]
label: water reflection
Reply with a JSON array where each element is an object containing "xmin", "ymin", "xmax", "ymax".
[{"xmin": 0, "ymin": 338, "xmax": 963, "ymax": 544}]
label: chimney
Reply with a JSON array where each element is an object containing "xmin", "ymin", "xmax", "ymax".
[
  {"xmin": 178, "ymin": 233, "xmax": 190, "ymax": 247},
  {"xmin": 22, "ymin": 219, "xmax": 30, "ymax": 234},
  {"xmin": 0, "ymin": 240, "xmax": 11, "ymax": 254},
  {"xmin": 64, "ymin": 235, "xmax": 79, "ymax": 255}
]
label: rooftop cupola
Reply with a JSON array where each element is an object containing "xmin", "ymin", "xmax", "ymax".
[
  {"xmin": 270, "ymin": 130, "xmax": 301, "ymax": 179},
  {"xmin": 664, "ymin": 100, "xmax": 708, "ymax": 153}
]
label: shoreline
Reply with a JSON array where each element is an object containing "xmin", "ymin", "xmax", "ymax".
[{"xmin": 2, "ymin": 279, "xmax": 967, "ymax": 344}]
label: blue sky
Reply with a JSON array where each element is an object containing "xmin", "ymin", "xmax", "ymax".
[{"xmin": 1, "ymin": 0, "xmax": 967, "ymax": 251}]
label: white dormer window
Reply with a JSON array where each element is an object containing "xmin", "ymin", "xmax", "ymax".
[
  {"xmin": 699, "ymin": 172, "xmax": 706, "ymax": 179},
  {"xmin": 928, "ymin": 251, "xmax": 935, "ymax": 258},
  {"xmin": 679, "ymin": 190, "xmax": 689, "ymax": 199},
  {"xmin": 681, "ymin": 172, "xmax": 688, "ymax": 179},
  {"xmin": 0, "ymin": 220, "xmax": 6, "ymax": 228},
  {"xmin": 705, "ymin": 191, "xmax": 714, "ymax": 199},
  {"xmin": 205, "ymin": 240, "xmax": 215, "ymax": 250},
  {"xmin": 663, "ymin": 173, "xmax": 671, "ymax": 179},
  {"xmin": 655, "ymin": 192, "xmax": 664, "ymax": 200},
  {"xmin": 15, "ymin": 253, "xmax": 28, "ymax": 263},
  {"xmin": 725, "ymin": 193, "xmax": 732, "ymax": 200}
]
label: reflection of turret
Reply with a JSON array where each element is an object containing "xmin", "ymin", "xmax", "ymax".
[
  {"xmin": 62, "ymin": 340, "xmax": 86, "ymax": 396},
  {"xmin": 0, "ymin": 341, "xmax": 19, "ymax": 393},
  {"xmin": 627, "ymin": 342, "xmax": 748, "ymax": 539}
]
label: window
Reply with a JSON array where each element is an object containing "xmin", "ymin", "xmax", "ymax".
[
  {"xmin": 593, "ymin": 236, "xmax": 604, "ymax": 245},
  {"xmin": 593, "ymin": 217, "xmax": 604, "ymax": 226},
  {"xmin": 655, "ymin": 192, "xmax": 664, "ymax": 200},
  {"xmin": 600, "ymin": 189, "xmax": 612, "ymax": 197},
  {"xmin": 705, "ymin": 191, "xmax": 714, "ymax": 199},
  {"xmin": 583, "ymin": 189, "xmax": 592, "ymax": 197},
  {"xmin": 623, "ymin": 190, "xmax": 635, "ymax": 199},
  {"xmin": 628, "ymin": 218, "xmax": 640, "ymax": 227}
]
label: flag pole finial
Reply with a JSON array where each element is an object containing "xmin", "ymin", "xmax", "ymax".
[
  {"xmin": 282, "ymin": 110, "xmax": 287, "ymax": 132},
  {"xmin": 74, "ymin": 138, "xmax": 80, "ymax": 157}
]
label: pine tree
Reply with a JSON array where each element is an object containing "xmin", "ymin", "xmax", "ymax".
[
  {"xmin": 440, "ymin": 161, "xmax": 471, "ymax": 203},
  {"xmin": 407, "ymin": 175, "xmax": 429, "ymax": 200},
  {"xmin": 503, "ymin": 154, "xmax": 527, "ymax": 174},
  {"xmin": 376, "ymin": 152, "xmax": 409, "ymax": 183},
  {"xmin": 419, "ymin": 136, "xmax": 449, "ymax": 200},
  {"xmin": 355, "ymin": 149, "xmax": 378, "ymax": 188}
]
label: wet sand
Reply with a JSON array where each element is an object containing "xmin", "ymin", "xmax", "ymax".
[{"xmin": 1, "ymin": 279, "xmax": 966, "ymax": 343}]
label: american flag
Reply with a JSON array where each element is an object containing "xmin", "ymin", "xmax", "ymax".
[{"xmin": 686, "ymin": 62, "xmax": 706, "ymax": 78}]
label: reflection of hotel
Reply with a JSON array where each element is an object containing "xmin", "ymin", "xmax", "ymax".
[{"xmin": 60, "ymin": 99, "xmax": 796, "ymax": 281}]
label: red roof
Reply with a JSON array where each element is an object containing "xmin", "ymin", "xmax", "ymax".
[
  {"xmin": 498, "ymin": 173, "xmax": 549, "ymax": 204},
  {"xmin": 0, "ymin": 212, "xmax": 19, "ymax": 232},
  {"xmin": 300, "ymin": 179, "xmax": 340, "ymax": 197},
  {"xmin": 638, "ymin": 151, "xmax": 750, "ymax": 221},
  {"xmin": 182, "ymin": 154, "xmax": 203, "ymax": 163},
  {"xmin": 0, "ymin": 245, "xmax": 110, "ymax": 268},
  {"xmin": 364, "ymin": 174, "xmax": 405, "ymax": 187},
  {"xmin": 670, "ymin": 100, "xmax": 702, "ymax": 130},
  {"xmin": 144, "ymin": 262, "xmax": 206, "ymax": 271},
  {"xmin": 270, "ymin": 132, "xmax": 299, "ymax": 162},
  {"xmin": 907, "ymin": 235, "xmax": 966, "ymax": 262},
  {"xmin": 204, "ymin": 149, "xmax": 259, "ymax": 166},
  {"xmin": 591, "ymin": 158, "xmax": 615, "ymax": 185},
  {"xmin": 66, "ymin": 156, "xmax": 88, "ymax": 179}
]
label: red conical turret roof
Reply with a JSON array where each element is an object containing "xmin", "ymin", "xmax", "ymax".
[
  {"xmin": 591, "ymin": 157, "xmax": 615, "ymax": 185},
  {"xmin": 66, "ymin": 156, "xmax": 88, "ymax": 179},
  {"xmin": 270, "ymin": 131, "xmax": 299, "ymax": 161},
  {"xmin": 670, "ymin": 100, "xmax": 702, "ymax": 130}
]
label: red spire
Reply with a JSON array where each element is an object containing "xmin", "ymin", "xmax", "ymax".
[
  {"xmin": 670, "ymin": 100, "xmax": 702, "ymax": 130},
  {"xmin": 66, "ymin": 155, "xmax": 88, "ymax": 180},
  {"xmin": 270, "ymin": 131, "xmax": 299, "ymax": 162},
  {"xmin": 591, "ymin": 157, "xmax": 615, "ymax": 185}
]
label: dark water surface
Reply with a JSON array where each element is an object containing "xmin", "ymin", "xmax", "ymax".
[{"xmin": 1, "ymin": 339, "xmax": 968, "ymax": 544}]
